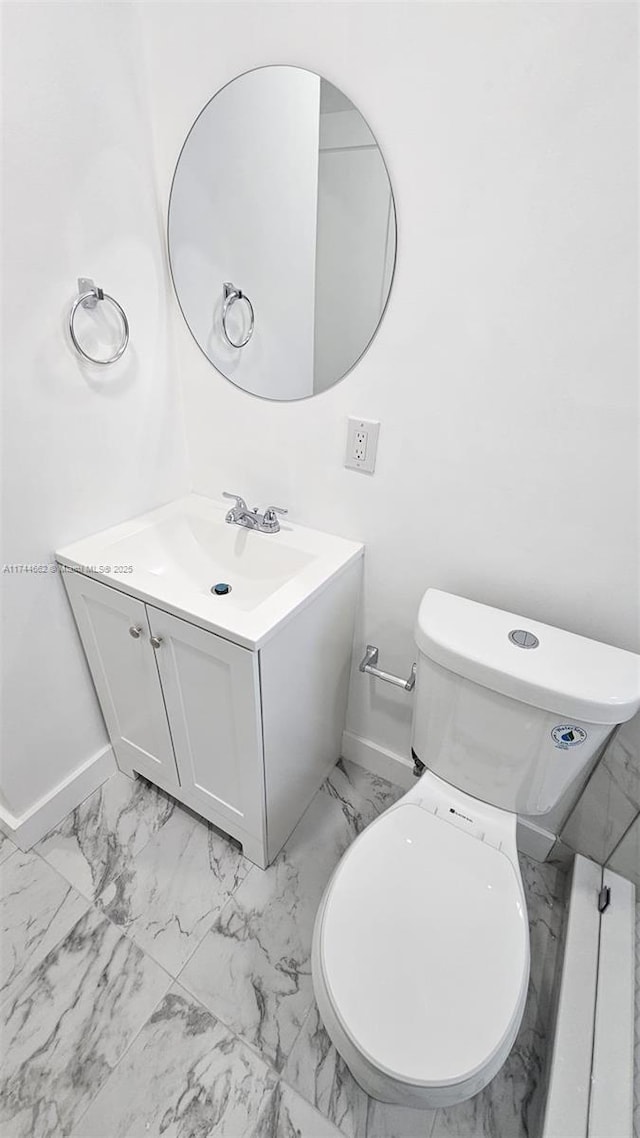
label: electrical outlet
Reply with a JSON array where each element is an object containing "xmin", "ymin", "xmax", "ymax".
[
  {"xmin": 354, "ymin": 430, "xmax": 367, "ymax": 462},
  {"xmin": 345, "ymin": 418, "xmax": 380, "ymax": 473}
]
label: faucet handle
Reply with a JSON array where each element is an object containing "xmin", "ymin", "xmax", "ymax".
[
  {"xmin": 222, "ymin": 492, "xmax": 248, "ymax": 510},
  {"xmin": 260, "ymin": 505, "xmax": 288, "ymax": 532}
]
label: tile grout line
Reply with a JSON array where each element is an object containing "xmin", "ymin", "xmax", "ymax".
[
  {"xmin": 83, "ymin": 858, "xmax": 286, "ymax": 1085},
  {"xmin": 169, "ymin": 861, "xmax": 257, "ymax": 983},
  {"xmin": 33, "ymin": 770, "xmax": 182, "ymax": 899},
  {"xmin": 50, "ymin": 792, "xmax": 184, "ymax": 1132},
  {"xmin": 66, "ymin": 926, "xmax": 319, "ymax": 1137},
  {"xmin": 67, "ymin": 969, "xmax": 174, "ymax": 1137},
  {"xmin": 176, "ymin": 964, "xmax": 302, "ymax": 1082},
  {"xmin": 3, "ymin": 845, "xmax": 176, "ymax": 1135},
  {"xmin": 0, "ymin": 849, "xmax": 94, "ymax": 1013},
  {"xmin": 30, "ymin": 776, "xmax": 260, "ymax": 997},
  {"xmin": 0, "ymin": 844, "xmax": 20, "ymax": 870},
  {"xmin": 92, "ymin": 844, "xmax": 257, "ymax": 983},
  {"xmin": 14, "ymin": 765, "xmax": 393, "ymax": 1137},
  {"xmin": 22, "ymin": 793, "xmax": 193, "ymax": 993},
  {"xmin": 30, "ymin": 839, "xmax": 97, "ymax": 904},
  {"xmin": 10, "ymin": 843, "xmax": 179, "ymax": 996},
  {"xmin": 279, "ymin": 1077, "xmax": 351, "ymax": 1138},
  {"xmin": 279, "ymin": 997, "xmax": 317, "ymax": 1083}
]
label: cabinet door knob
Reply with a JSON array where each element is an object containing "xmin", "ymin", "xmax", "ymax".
[
  {"xmin": 150, "ymin": 636, "xmax": 163, "ymax": 649},
  {"xmin": 129, "ymin": 625, "xmax": 142, "ymax": 639}
]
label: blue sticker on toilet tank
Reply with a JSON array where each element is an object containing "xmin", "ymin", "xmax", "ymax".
[{"xmin": 552, "ymin": 725, "xmax": 587, "ymax": 749}]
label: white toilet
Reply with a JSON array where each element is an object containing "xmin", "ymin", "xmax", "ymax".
[{"xmin": 312, "ymin": 589, "xmax": 640, "ymax": 1108}]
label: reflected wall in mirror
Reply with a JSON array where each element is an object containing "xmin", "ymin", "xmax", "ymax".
[{"xmin": 168, "ymin": 66, "xmax": 396, "ymax": 401}]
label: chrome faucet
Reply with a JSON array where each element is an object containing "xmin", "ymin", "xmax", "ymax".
[{"xmin": 222, "ymin": 492, "xmax": 288, "ymax": 534}]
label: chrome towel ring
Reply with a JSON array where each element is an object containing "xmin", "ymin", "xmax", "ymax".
[
  {"xmin": 68, "ymin": 277, "xmax": 130, "ymax": 365},
  {"xmin": 221, "ymin": 282, "xmax": 254, "ymax": 349}
]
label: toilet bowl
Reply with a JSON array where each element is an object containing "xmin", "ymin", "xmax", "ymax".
[
  {"xmin": 312, "ymin": 589, "xmax": 640, "ymax": 1106},
  {"xmin": 313, "ymin": 770, "xmax": 530, "ymax": 1108}
]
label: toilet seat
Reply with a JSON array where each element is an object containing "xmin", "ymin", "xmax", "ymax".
[{"xmin": 313, "ymin": 784, "xmax": 530, "ymax": 1107}]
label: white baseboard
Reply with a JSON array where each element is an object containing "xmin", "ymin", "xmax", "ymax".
[
  {"xmin": 342, "ymin": 729, "xmax": 557, "ymax": 861},
  {"xmin": 341, "ymin": 729, "xmax": 415, "ymax": 790},
  {"xmin": 0, "ymin": 744, "xmax": 116, "ymax": 850}
]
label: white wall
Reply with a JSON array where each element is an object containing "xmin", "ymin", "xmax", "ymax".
[
  {"xmin": 0, "ymin": 2, "xmax": 188, "ymax": 828},
  {"xmin": 142, "ymin": 1, "xmax": 638, "ymax": 776}
]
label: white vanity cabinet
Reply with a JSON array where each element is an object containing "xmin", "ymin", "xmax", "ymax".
[
  {"xmin": 63, "ymin": 577, "xmax": 181, "ymax": 791},
  {"xmin": 146, "ymin": 605, "xmax": 265, "ymax": 857},
  {"xmin": 61, "ymin": 547, "xmax": 360, "ymax": 868}
]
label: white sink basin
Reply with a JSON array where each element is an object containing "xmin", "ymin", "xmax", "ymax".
[{"xmin": 56, "ymin": 495, "xmax": 363, "ymax": 648}]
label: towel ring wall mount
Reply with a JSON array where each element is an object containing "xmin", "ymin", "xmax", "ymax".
[
  {"xmin": 221, "ymin": 282, "xmax": 254, "ymax": 349},
  {"xmin": 68, "ymin": 278, "xmax": 130, "ymax": 365}
]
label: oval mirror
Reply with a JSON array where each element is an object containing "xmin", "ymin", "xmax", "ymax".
[{"xmin": 168, "ymin": 66, "xmax": 396, "ymax": 401}]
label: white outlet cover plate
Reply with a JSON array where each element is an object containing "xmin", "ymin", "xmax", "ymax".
[{"xmin": 345, "ymin": 418, "xmax": 380, "ymax": 474}]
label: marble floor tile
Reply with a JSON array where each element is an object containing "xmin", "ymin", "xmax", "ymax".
[
  {"xmin": 275, "ymin": 1081, "xmax": 347, "ymax": 1138},
  {"xmin": 35, "ymin": 771, "xmax": 176, "ymax": 901},
  {"xmin": 519, "ymin": 854, "xmax": 566, "ymax": 1038},
  {"xmin": 0, "ymin": 907, "xmax": 170, "ymax": 1138},
  {"xmin": 72, "ymin": 983, "xmax": 279, "ymax": 1138},
  {"xmin": 284, "ymin": 1002, "xmax": 438, "ymax": 1138},
  {"xmin": 284, "ymin": 1002, "xmax": 369, "ymax": 1138},
  {"xmin": 322, "ymin": 759, "xmax": 404, "ymax": 835},
  {"xmin": 180, "ymin": 769, "xmax": 376, "ymax": 1072},
  {"xmin": 0, "ymin": 830, "xmax": 17, "ymax": 867},
  {"xmin": 0, "ymin": 848, "xmax": 89, "ymax": 1009},
  {"xmin": 429, "ymin": 1023, "xmax": 545, "ymax": 1138},
  {"xmin": 97, "ymin": 803, "xmax": 250, "ymax": 975}
]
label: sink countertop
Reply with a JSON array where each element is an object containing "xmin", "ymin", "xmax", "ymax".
[{"xmin": 56, "ymin": 494, "xmax": 364, "ymax": 650}]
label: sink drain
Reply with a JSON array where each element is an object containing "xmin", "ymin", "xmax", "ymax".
[{"xmin": 211, "ymin": 583, "xmax": 232, "ymax": 596}]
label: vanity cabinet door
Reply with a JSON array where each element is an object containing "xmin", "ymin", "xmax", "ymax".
[
  {"xmin": 62, "ymin": 573, "xmax": 180, "ymax": 791},
  {"xmin": 146, "ymin": 607, "xmax": 265, "ymax": 851}
]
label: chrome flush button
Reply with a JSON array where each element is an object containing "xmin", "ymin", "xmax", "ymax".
[{"xmin": 508, "ymin": 629, "xmax": 539, "ymax": 649}]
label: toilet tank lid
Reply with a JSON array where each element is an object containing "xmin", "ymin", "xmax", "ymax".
[{"xmin": 415, "ymin": 590, "xmax": 640, "ymax": 726}]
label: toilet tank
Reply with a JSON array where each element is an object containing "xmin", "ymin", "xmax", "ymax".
[{"xmin": 411, "ymin": 590, "xmax": 640, "ymax": 816}]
